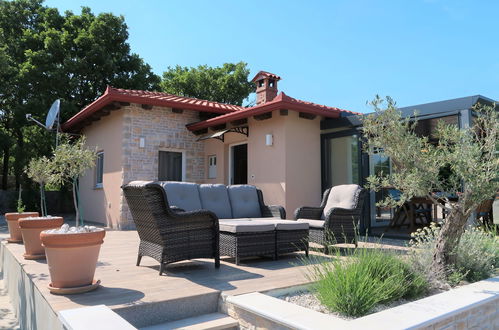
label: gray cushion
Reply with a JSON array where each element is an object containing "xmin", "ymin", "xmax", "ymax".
[
  {"xmin": 199, "ymin": 184, "xmax": 233, "ymax": 219},
  {"xmin": 228, "ymin": 185, "xmax": 262, "ymax": 218},
  {"xmin": 159, "ymin": 181, "xmax": 202, "ymax": 212},
  {"xmin": 220, "ymin": 218, "xmax": 250, "ymax": 221},
  {"xmin": 322, "ymin": 184, "xmax": 362, "ymax": 219},
  {"xmin": 219, "ymin": 220, "xmax": 275, "ymax": 233},
  {"xmin": 256, "ymin": 219, "xmax": 309, "ymax": 231},
  {"xmin": 297, "ymin": 219, "xmax": 325, "ymax": 229}
]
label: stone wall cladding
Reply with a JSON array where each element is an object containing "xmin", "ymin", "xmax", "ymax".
[{"xmin": 119, "ymin": 104, "xmax": 205, "ymax": 229}]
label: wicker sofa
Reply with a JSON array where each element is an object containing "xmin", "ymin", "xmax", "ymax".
[
  {"xmin": 160, "ymin": 182, "xmax": 309, "ymax": 264},
  {"xmin": 294, "ymin": 184, "xmax": 366, "ymax": 253},
  {"xmin": 122, "ymin": 181, "xmax": 220, "ymax": 275}
]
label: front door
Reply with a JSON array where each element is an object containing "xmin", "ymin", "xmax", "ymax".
[{"xmin": 230, "ymin": 143, "xmax": 247, "ymax": 184}]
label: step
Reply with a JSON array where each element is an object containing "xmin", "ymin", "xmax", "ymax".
[{"xmin": 140, "ymin": 313, "xmax": 238, "ymax": 330}]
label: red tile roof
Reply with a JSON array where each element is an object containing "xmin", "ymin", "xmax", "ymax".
[
  {"xmin": 250, "ymin": 71, "xmax": 281, "ymax": 82},
  {"xmin": 186, "ymin": 92, "xmax": 360, "ymax": 131},
  {"xmin": 62, "ymin": 86, "xmax": 243, "ymax": 131}
]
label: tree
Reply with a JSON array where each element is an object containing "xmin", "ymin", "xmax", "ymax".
[
  {"xmin": 25, "ymin": 156, "xmax": 53, "ymax": 216},
  {"xmin": 0, "ymin": 0, "xmax": 160, "ymax": 189},
  {"xmin": 362, "ymin": 96, "xmax": 499, "ymax": 274},
  {"xmin": 160, "ymin": 62, "xmax": 254, "ymax": 106}
]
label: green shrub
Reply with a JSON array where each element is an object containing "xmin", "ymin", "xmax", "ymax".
[
  {"xmin": 409, "ymin": 223, "xmax": 499, "ymax": 285},
  {"xmin": 308, "ymin": 247, "xmax": 428, "ymax": 317}
]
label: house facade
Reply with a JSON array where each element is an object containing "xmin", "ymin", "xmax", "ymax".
[{"xmin": 62, "ymin": 71, "xmax": 497, "ymax": 232}]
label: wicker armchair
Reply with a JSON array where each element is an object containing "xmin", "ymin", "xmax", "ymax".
[
  {"xmin": 294, "ymin": 184, "xmax": 366, "ymax": 253},
  {"xmin": 122, "ymin": 181, "xmax": 220, "ymax": 275}
]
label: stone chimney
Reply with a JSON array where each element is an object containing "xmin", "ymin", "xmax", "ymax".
[{"xmin": 251, "ymin": 71, "xmax": 281, "ymax": 105}]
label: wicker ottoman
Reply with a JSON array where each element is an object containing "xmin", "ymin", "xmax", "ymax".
[{"xmin": 219, "ymin": 220, "xmax": 276, "ymax": 265}]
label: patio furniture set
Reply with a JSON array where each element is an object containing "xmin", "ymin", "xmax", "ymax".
[{"xmin": 122, "ymin": 181, "xmax": 365, "ymax": 275}]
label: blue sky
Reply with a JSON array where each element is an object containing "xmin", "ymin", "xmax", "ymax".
[{"xmin": 45, "ymin": 0, "xmax": 499, "ymax": 113}]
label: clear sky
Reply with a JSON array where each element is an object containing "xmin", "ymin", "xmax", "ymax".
[{"xmin": 44, "ymin": 0, "xmax": 499, "ymax": 113}]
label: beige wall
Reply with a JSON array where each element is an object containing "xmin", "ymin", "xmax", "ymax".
[
  {"xmin": 80, "ymin": 110, "xmax": 124, "ymax": 228},
  {"xmin": 203, "ymin": 111, "xmax": 322, "ymax": 219}
]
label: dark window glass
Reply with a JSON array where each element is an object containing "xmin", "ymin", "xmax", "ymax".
[{"xmin": 158, "ymin": 151, "xmax": 183, "ymax": 181}]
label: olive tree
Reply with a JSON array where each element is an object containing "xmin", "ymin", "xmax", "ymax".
[
  {"xmin": 362, "ymin": 96, "xmax": 499, "ymax": 274},
  {"xmin": 51, "ymin": 136, "xmax": 96, "ymax": 227},
  {"xmin": 25, "ymin": 156, "xmax": 53, "ymax": 216}
]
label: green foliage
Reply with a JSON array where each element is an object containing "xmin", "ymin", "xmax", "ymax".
[
  {"xmin": 0, "ymin": 0, "xmax": 160, "ymax": 188},
  {"xmin": 25, "ymin": 155, "xmax": 53, "ymax": 216},
  {"xmin": 51, "ymin": 135, "xmax": 96, "ymax": 225},
  {"xmin": 160, "ymin": 62, "xmax": 254, "ymax": 106},
  {"xmin": 51, "ymin": 136, "xmax": 96, "ymax": 186},
  {"xmin": 362, "ymin": 96, "xmax": 499, "ymax": 269},
  {"xmin": 307, "ymin": 248, "xmax": 428, "ymax": 317},
  {"xmin": 409, "ymin": 224, "xmax": 499, "ymax": 285},
  {"xmin": 16, "ymin": 186, "xmax": 25, "ymax": 213}
]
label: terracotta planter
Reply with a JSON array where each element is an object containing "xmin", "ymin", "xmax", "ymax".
[
  {"xmin": 40, "ymin": 229, "xmax": 105, "ymax": 291},
  {"xmin": 19, "ymin": 217, "xmax": 64, "ymax": 260},
  {"xmin": 4, "ymin": 212, "xmax": 39, "ymax": 243}
]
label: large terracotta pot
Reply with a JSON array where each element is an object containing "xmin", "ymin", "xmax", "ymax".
[
  {"xmin": 19, "ymin": 216, "xmax": 64, "ymax": 260},
  {"xmin": 5, "ymin": 212, "xmax": 39, "ymax": 243},
  {"xmin": 40, "ymin": 229, "xmax": 105, "ymax": 290}
]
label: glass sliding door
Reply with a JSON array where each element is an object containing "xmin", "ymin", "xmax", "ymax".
[
  {"xmin": 369, "ymin": 149, "xmax": 393, "ymax": 227},
  {"xmin": 322, "ymin": 133, "xmax": 361, "ymax": 190}
]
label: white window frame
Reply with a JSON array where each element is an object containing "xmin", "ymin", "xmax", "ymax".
[
  {"xmin": 95, "ymin": 151, "xmax": 104, "ymax": 189},
  {"xmin": 158, "ymin": 149, "xmax": 186, "ymax": 182}
]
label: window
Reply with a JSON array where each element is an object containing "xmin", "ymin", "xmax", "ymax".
[
  {"xmin": 95, "ymin": 151, "xmax": 104, "ymax": 188},
  {"xmin": 208, "ymin": 155, "xmax": 217, "ymax": 179},
  {"xmin": 158, "ymin": 151, "xmax": 183, "ymax": 181}
]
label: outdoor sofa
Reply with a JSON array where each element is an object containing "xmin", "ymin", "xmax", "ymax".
[
  {"xmin": 294, "ymin": 184, "xmax": 366, "ymax": 253},
  {"xmin": 123, "ymin": 181, "xmax": 309, "ymax": 272},
  {"xmin": 160, "ymin": 182, "xmax": 309, "ymax": 265}
]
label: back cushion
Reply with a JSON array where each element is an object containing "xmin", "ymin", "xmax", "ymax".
[
  {"xmin": 159, "ymin": 182, "xmax": 202, "ymax": 212},
  {"xmin": 228, "ymin": 185, "xmax": 262, "ymax": 218},
  {"xmin": 199, "ymin": 184, "xmax": 232, "ymax": 219},
  {"xmin": 322, "ymin": 184, "xmax": 361, "ymax": 219}
]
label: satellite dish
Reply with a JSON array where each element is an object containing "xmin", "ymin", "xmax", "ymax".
[{"xmin": 45, "ymin": 99, "xmax": 60, "ymax": 130}]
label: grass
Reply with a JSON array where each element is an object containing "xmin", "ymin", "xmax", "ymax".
[{"xmin": 307, "ymin": 245, "xmax": 428, "ymax": 318}]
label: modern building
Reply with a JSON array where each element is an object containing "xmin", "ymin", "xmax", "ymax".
[{"xmin": 62, "ymin": 71, "xmax": 496, "ymax": 233}]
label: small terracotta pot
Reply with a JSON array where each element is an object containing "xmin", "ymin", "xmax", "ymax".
[
  {"xmin": 19, "ymin": 217, "xmax": 64, "ymax": 260},
  {"xmin": 40, "ymin": 229, "xmax": 105, "ymax": 289},
  {"xmin": 5, "ymin": 212, "xmax": 39, "ymax": 243}
]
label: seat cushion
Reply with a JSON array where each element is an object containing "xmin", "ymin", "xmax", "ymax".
[
  {"xmin": 219, "ymin": 220, "xmax": 275, "ymax": 233},
  {"xmin": 228, "ymin": 185, "xmax": 262, "ymax": 218},
  {"xmin": 199, "ymin": 184, "xmax": 232, "ymax": 219},
  {"xmin": 257, "ymin": 219, "xmax": 309, "ymax": 231},
  {"xmin": 322, "ymin": 184, "xmax": 362, "ymax": 219},
  {"xmin": 159, "ymin": 182, "xmax": 202, "ymax": 212},
  {"xmin": 297, "ymin": 219, "xmax": 325, "ymax": 229}
]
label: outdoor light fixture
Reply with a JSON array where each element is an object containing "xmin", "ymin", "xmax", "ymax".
[
  {"xmin": 265, "ymin": 134, "xmax": 273, "ymax": 146},
  {"xmin": 139, "ymin": 137, "xmax": 145, "ymax": 148}
]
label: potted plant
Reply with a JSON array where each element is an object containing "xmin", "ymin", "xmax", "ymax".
[
  {"xmin": 5, "ymin": 186, "xmax": 38, "ymax": 243},
  {"xmin": 40, "ymin": 136, "xmax": 105, "ymax": 294},
  {"xmin": 19, "ymin": 156, "xmax": 63, "ymax": 260}
]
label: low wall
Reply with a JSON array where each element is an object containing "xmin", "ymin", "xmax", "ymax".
[{"xmin": 226, "ymin": 276, "xmax": 499, "ymax": 329}]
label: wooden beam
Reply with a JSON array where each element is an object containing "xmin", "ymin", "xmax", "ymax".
[
  {"xmin": 141, "ymin": 104, "xmax": 153, "ymax": 110},
  {"xmin": 211, "ymin": 124, "xmax": 226, "ymax": 131},
  {"xmin": 172, "ymin": 108, "xmax": 183, "ymax": 114},
  {"xmin": 230, "ymin": 118, "xmax": 247, "ymax": 126},
  {"xmin": 192, "ymin": 128, "xmax": 208, "ymax": 136},
  {"xmin": 280, "ymin": 109, "xmax": 288, "ymax": 116},
  {"xmin": 254, "ymin": 112, "xmax": 272, "ymax": 121},
  {"xmin": 299, "ymin": 112, "xmax": 316, "ymax": 120}
]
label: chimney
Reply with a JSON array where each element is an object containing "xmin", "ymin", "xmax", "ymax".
[{"xmin": 251, "ymin": 71, "xmax": 281, "ymax": 105}]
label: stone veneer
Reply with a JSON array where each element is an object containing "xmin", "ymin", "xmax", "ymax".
[{"xmin": 119, "ymin": 103, "xmax": 205, "ymax": 229}]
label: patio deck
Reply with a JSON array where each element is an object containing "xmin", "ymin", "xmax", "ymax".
[{"xmin": 0, "ymin": 217, "xmax": 409, "ymax": 329}]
